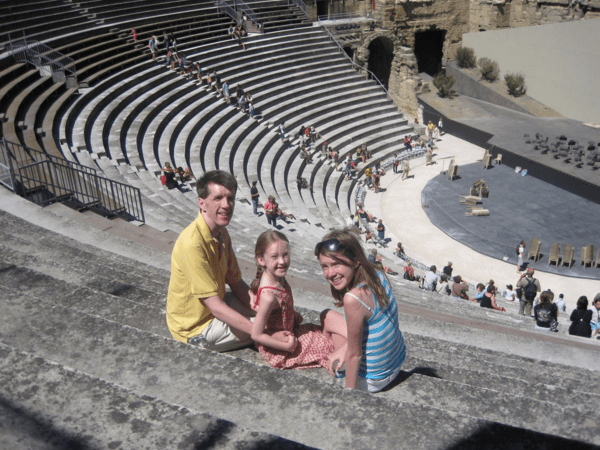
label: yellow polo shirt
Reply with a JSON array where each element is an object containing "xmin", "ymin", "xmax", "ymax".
[{"xmin": 166, "ymin": 212, "xmax": 242, "ymax": 342}]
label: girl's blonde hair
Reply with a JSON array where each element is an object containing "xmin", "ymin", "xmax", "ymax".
[
  {"xmin": 250, "ymin": 230, "xmax": 289, "ymax": 294},
  {"xmin": 314, "ymin": 228, "xmax": 389, "ymax": 308}
]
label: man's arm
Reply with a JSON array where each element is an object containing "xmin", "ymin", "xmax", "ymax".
[
  {"xmin": 229, "ymin": 278, "xmax": 253, "ymax": 311},
  {"xmin": 202, "ymin": 294, "xmax": 253, "ymax": 336}
]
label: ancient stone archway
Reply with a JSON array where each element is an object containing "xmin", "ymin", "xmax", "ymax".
[
  {"xmin": 353, "ymin": 31, "xmax": 422, "ymax": 118},
  {"xmin": 367, "ymin": 36, "xmax": 394, "ymax": 88},
  {"xmin": 414, "ymin": 28, "xmax": 447, "ymax": 76}
]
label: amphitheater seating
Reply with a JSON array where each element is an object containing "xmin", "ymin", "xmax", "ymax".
[
  {"xmin": 1, "ymin": 195, "xmax": 599, "ymax": 447},
  {"xmin": 5, "ymin": 4, "xmax": 600, "ymax": 446},
  {"xmin": 45, "ymin": 21, "xmax": 412, "ymax": 225}
]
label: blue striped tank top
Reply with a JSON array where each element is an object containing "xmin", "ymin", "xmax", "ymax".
[{"xmin": 352, "ymin": 272, "xmax": 406, "ymax": 380}]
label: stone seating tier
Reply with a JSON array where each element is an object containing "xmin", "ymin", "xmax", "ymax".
[{"xmin": 0, "ymin": 204, "xmax": 598, "ymax": 448}]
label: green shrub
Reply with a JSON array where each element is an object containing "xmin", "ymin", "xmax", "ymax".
[
  {"xmin": 433, "ymin": 73, "xmax": 456, "ymax": 98},
  {"xmin": 504, "ymin": 72, "xmax": 527, "ymax": 97},
  {"xmin": 456, "ymin": 47, "xmax": 476, "ymax": 69},
  {"xmin": 478, "ymin": 57, "xmax": 500, "ymax": 82}
]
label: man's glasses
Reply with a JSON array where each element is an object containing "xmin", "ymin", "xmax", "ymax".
[{"xmin": 314, "ymin": 238, "xmax": 343, "ymax": 255}]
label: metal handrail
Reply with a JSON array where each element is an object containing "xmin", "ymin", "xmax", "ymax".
[
  {"xmin": 318, "ymin": 25, "xmax": 395, "ymax": 105},
  {"xmin": 289, "ymin": 0, "xmax": 309, "ymax": 19},
  {"xmin": 1, "ymin": 138, "xmax": 144, "ymax": 222},
  {"xmin": 216, "ymin": 0, "xmax": 260, "ymax": 31},
  {"xmin": 9, "ymin": 37, "xmax": 76, "ymax": 77},
  {"xmin": 233, "ymin": 0, "xmax": 259, "ymax": 25}
]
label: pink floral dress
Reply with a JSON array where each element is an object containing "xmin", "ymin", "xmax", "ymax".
[{"xmin": 253, "ymin": 285, "xmax": 333, "ymax": 369}]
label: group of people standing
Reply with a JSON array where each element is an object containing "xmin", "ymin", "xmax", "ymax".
[{"xmin": 166, "ymin": 170, "xmax": 406, "ymax": 392}]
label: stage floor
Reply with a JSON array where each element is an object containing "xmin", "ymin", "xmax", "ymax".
[
  {"xmin": 458, "ymin": 97, "xmax": 600, "ymax": 187},
  {"xmin": 422, "ymin": 161, "xmax": 600, "ymax": 280}
]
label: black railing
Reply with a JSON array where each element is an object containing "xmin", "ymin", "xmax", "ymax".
[{"xmin": 0, "ymin": 139, "xmax": 144, "ymax": 222}]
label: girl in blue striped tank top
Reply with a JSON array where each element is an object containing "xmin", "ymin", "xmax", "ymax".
[{"xmin": 316, "ymin": 229, "xmax": 406, "ymax": 392}]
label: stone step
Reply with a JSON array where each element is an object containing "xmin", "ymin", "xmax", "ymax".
[
  {"xmin": 0, "ymin": 344, "xmax": 309, "ymax": 449},
  {"xmin": 398, "ymin": 311, "xmax": 600, "ymax": 378},
  {"xmin": 1, "ymin": 282, "xmax": 586, "ymax": 449},
  {"xmin": 0, "ymin": 197, "xmax": 173, "ymax": 272},
  {"xmin": 0, "ymin": 244, "xmax": 167, "ymax": 313}
]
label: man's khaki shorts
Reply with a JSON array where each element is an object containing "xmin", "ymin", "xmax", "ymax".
[{"xmin": 193, "ymin": 293, "xmax": 254, "ymax": 352}]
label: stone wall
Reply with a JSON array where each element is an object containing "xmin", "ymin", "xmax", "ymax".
[{"xmin": 312, "ymin": 0, "xmax": 598, "ymax": 118}]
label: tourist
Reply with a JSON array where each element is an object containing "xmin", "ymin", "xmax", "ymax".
[
  {"xmin": 470, "ymin": 282, "xmax": 485, "ymax": 302},
  {"xmin": 279, "ymin": 122, "xmax": 286, "ymax": 143},
  {"xmin": 250, "ymin": 230, "xmax": 332, "ymax": 368},
  {"xmin": 533, "ymin": 291, "xmax": 558, "ymax": 331},
  {"xmin": 516, "ymin": 240, "xmax": 526, "ymax": 273},
  {"xmin": 367, "ymin": 248, "xmax": 397, "ymax": 275},
  {"xmin": 376, "ymin": 219, "xmax": 385, "ymax": 242},
  {"xmin": 554, "ymin": 293, "xmax": 566, "ymax": 312},
  {"xmin": 403, "ymin": 261, "xmax": 418, "ymax": 281},
  {"xmin": 502, "ymin": 284, "xmax": 518, "ymax": 302},
  {"xmin": 421, "ymin": 265, "xmax": 439, "ymax": 291},
  {"xmin": 480, "ymin": 285, "xmax": 506, "ymax": 312},
  {"xmin": 394, "ymin": 242, "xmax": 405, "ymax": 259},
  {"xmin": 401, "ymin": 159, "xmax": 410, "ymax": 180},
  {"xmin": 166, "ymin": 171, "xmax": 261, "ymax": 350},
  {"xmin": 264, "ymin": 195, "xmax": 277, "ymax": 227},
  {"xmin": 591, "ymin": 294, "xmax": 600, "ymax": 338},
  {"xmin": 317, "ymin": 229, "xmax": 407, "ymax": 392},
  {"xmin": 250, "ymin": 180, "xmax": 260, "ymax": 215},
  {"xmin": 451, "ymin": 275, "xmax": 469, "ymax": 300},
  {"xmin": 516, "ymin": 268, "xmax": 540, "ymax": 316},
  {"xmin": 436, "ymin": 275, "xmax": 450, "ymax": 295},
  {"xmin": 569, "ymin": 296, "xmax": 592, "ymax": 338},
  {"xmin": 442, "ymin": 262, "xmax": 453, "ymax": 277}
]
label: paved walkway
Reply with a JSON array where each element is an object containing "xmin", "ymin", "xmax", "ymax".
[{"xmin": 363, "ymin": 133, "xmax": 600, "ymax": 312}]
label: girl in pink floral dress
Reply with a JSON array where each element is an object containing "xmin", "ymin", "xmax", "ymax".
[{"xmin": 250, "ymin": 230, "xmax": 333, "ymax": 369}]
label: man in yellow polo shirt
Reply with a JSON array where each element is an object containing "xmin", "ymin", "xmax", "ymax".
[{"xmin": 166, "ymin": 170, "xmax": 256, "ymax": 351}]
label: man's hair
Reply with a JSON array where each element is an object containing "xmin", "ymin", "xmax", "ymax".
[
  {"xmin": 429, "ymin": 265, "xmax": 437, "ymax": 273},
  {"xmin": 526, "ymin": 268, "xmax": 535, "ymax": 276},
  {"xmin": 196, "ymin": 170, "xmax": 237, "ymax": 198}
]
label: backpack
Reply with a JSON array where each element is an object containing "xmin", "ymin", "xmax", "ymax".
[
  {"xmin": 523, "ymin": 278, "xmax": 537, "ymax": 300},
  {"xmin": 160, "ymin": 175, "xmax": 167, "ymax": 185}
]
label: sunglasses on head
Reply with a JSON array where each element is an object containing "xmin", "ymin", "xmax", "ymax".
[{"xmin": 314, "ymin": 238, "xmax": 343, "ymax": 255}]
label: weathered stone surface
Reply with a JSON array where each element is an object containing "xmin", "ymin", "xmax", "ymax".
[
  {"xmin": 0, "ymin": 345, "xmax": 313, "ymax": 450},
  {"xmin": 321, "ymin": 0, "xmax": 596, "ymax": 118}
]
